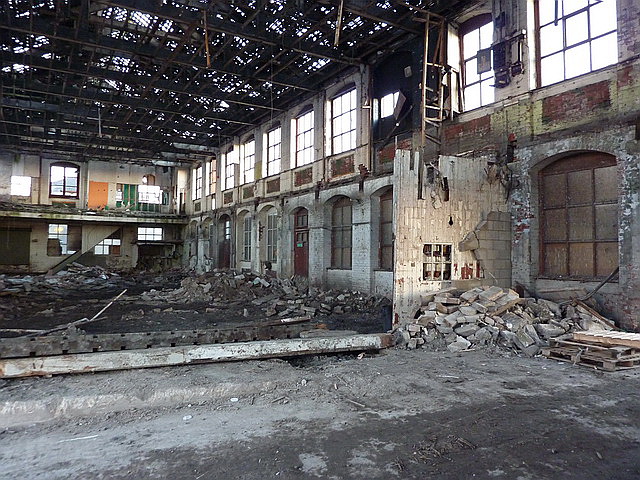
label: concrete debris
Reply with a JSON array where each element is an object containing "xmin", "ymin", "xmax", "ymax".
[
  {"xmin": 395, "ymin": 286, "xmax": 615, "ymax": 355},
  {"xmin": 0, "ymin": 263, "xmax": 120, "ymax": 295},
  {"xmin": 139, "ymin": 269, "xmax": 390, "ymax": 320}
]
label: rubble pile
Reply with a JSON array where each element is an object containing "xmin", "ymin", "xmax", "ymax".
[
  {"xmin": 396, "ymin": 285, "xmax": 614, "ymax": 355},
  {"xmin": 140, "ymin": 269, "xmax": 389, "ymax": 318},
  {"xmin": 0, "ymin": 263, "xmax": 121, "ymax": 294}
]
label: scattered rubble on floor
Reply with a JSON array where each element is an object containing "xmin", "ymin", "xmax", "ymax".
[
  {"xmin": 139, "ymin": 269, "xmax": 390, "ymax": 319},
  {"xmin": 395, "ymin": 285, "xmax": 617, "ymax": 356},
  {"xmin": 0, "ymin": 263, "xmax": 122, "ymax": 295}
]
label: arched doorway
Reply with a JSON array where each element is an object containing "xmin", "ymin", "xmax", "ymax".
[
  {"xmin": 539, "ymin": 152, "xmax": 618, "ymax": 279},
  {"xmin": 218, "ymin": 214, "xmax": 231, "ymax": 269},
  {"xmin": 293, "ymin": 208, "xmax": 309, "ymax": 277}
]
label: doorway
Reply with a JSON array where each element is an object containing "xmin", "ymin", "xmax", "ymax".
[
  {"xmin": 218, "ymin": 214, "xmax": 231, "ymax": 269},
  {"xmin": 293, "ymin": 208, "xmax": 309, "ymax": 277}
]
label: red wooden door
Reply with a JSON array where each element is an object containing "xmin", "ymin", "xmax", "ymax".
[{"xmin": 293, "ymin": 209, "xmax": 309, "ymax": 277}]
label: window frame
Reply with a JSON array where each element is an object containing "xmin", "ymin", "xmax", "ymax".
[
  {"xmin": 330, "ymin": 87, "xmax": 357, "ymax": 156},
  {"xmin": 266, "ymin": 126, "xmax": 282, "ymax": 177},
  {"xmin": 192, "ymin": 164, "xmax": 203, "ymax": 201},
  {"xmin": 94, "ymin": 229, "xmax": 122, "ymax": 256},
  {"xmin": 241, "ymin": 137, "xmax": 256, "ymax": 184},
  {"xmin": 48, "ymin": 223, "xmax": 75, "ymax": 255},
  {"xmin": 539, "ymin": 153, "xmax": 618, "ymax": 280},
  {"xmin": 295, "ymin": 108, "xmax": 314, "ymax": 167},
  {"xmin": 331, "ymin": 197, "xmax": 352, "ymax": 269},
  {"xmin": 242, "ymin": 215, "xmax": 252, "ymax": 261},
  {"xmin": 223, "ymin": 147, "xmax": 236, "ymax": 190},
  {"xmin": 459, "ymin": 14, "xmax": 494, "ymax": 111},
  {"xmin": 137, "ymin": 226, "xmax": 163, "ymax": 241},
  {"xmin": 266, "ymin": 211, "xmax": 278, "ymax": 263},
  {"xmin": 535, "ymin": 0, "xmax": 618, "ymax": 88},
  {"xmin": 49, "ymin": 162, "xmax": 79, "ymax": 199}
]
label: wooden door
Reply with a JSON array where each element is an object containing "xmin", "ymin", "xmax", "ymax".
[{"xmin": 293, "ymin": 209, "xmax": 309, "ymax": 277}]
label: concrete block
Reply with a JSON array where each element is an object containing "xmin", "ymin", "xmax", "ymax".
[
  {"xmin": 459, "ymin": 306, "xmax": 477, "ymax": 315},
  {"xmin": 447, "ymin": 336, "xmax": 471, "ymax": 353},
  {"xmin": 454, "ymin": 324, "xmax": 480, "ymax": 337},
  {"xmin": 479, "ymin": 286, "xmax": 505, "ymax": 302}
]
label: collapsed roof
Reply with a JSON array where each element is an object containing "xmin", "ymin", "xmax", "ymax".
[{"xmin": 0, "ymin": 0, "xmax": 469, "ymax": 165}]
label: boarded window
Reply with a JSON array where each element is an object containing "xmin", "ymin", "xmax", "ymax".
[
  {"xmin": 540, "ymin": 153, "xmax": 618, "ymax": 279},
  {"xmin": 331, "ymin": 197, "xmax": 352, "ymax": 269}
]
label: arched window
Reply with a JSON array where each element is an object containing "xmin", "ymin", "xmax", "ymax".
[
  {"xmin": 50, "ymin": 162, "xmax": 79, "ymax": 198},
  {"xmin": 331, "ymin": 197, "xmax": 352, "ymax": 269},
  {"xmin": 539, "ymin": 152, "xmax": 618, "ymax": 279},
  {"xmin": 460, "ymin": 15, "xmax": 494, "ymax": 111}
]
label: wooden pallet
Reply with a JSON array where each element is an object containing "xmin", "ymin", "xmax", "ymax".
[
  {"xmin": 573, "ymin": 331, "xmax": 640, "ymax": 349},
  {"xmin": 543, "ymin": 338, "xmax": 640, "ymax": 371},
  {"xmin": 0, "ymin": 320, "xmax": 310, "ymax": 359}
]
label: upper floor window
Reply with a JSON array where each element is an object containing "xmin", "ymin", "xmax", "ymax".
[
  {"xmin": 295, "ymin": 109, "xmax": 314, "ymax": 167},
  {"xmin": 241, "ymin": 138, "xmax": 256, "ymax": 184},
  {"xmin": 139, "ymin": 185, "xmax": 162, "ymax": 204},
  {"xmin": 50, "ymin": 162, "xmax": 79, "ymax": 198},
  {"xmin": 461, "ymin": 15, "xmax": 494, "ymax": 111},
  {"xmin": 266, "ymin": 126, "xmax": 281, "ymax": 176},
  {"xmin": 209, "ymin": 158, "xmax": 216, "ymax": 196},
  {"xmin": 223, "ymin": 147, "xmax": 236, "ymax": 190},
  {"xmin": 192, "ymin": 164, "xmax": 203, "ymax": 201},
  {"xmin": 331, "ymin": 87, "xmax": 356, "ymax": 155},
  {"xmin": 537, "ymin": 0, "xmax": 618, "ymax": 87}
]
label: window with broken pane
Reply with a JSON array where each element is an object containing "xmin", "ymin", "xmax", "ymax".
[
  {"xmin": 461, "ymin": 16, "xmax": 494, "ymax": 111},
  {"xmin": 47, "ymin": 224, "xmax": 78, "ymax": 255},
  {"xmin": 422, "ymin": 243, "xmax": 452, "ymax": 281},
  {"xmin": 537, "ymin": 0, "xmax": 618, "ymax": 87},
  {"xmin": 94, "ymin": 230, "xmax": 122, "ymax": 256}
]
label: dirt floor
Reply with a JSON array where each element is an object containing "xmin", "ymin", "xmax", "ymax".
[{"xmin": 0, "ymin": 349, "xmax": 639, "ymax": 479}]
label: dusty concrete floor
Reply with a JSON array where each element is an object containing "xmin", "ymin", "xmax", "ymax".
[{"xmin": 1, "ymin": 348, "xmax": 639, "ymax": 480}]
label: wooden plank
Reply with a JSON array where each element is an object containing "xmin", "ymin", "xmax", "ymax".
[
  {"xmin": 0, "ymin": 333, "xmax": 394, "ymax": 378},
  {"xmin": 573, "ymin": 332, "xmax": 640, "ymax": 350}
]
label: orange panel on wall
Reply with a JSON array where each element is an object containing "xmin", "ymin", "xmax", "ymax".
[{"xmin": 88, "ymin": 181, "xmax": 109, "ymax": 209}]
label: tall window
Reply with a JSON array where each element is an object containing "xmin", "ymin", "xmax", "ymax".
[
  {"xmin": 192, "ymin": 165, "xmax": 203, "ymax": 200},
  {"xmin": 331, "ymin": 88, "xmax": 356, "ymax": 155},
  {"xmin": 50, "ymin": 162, "xmax": 79, "ymax": 198},
  {"xmin": 138, "ymin": 185, "xmax": 162, "ymax": 204},
  {"xmin": 242, "ymin": 138, "xmax": 256, "ymax": 184},
  {"xmin": 295, "ymin": 109, "xmax": 314, "ymax": 167},
  {"xmin": 242, "ymin": 216, "xmax": 252, "ymax": 261},
  {"xmin": 208, "ymin": 158, "xmax": 216, "ymax": 196},
  {"xmin": 331, "ymin": 197, "xmax": 352, "ymax": 269},
  {"xmin": 540, "ymin": 153, "xmax": 618, "ymax": 279},
  {"xmin": 266, "ymin": 126, "xmax": 281, "ymax": 176},
  {"xmin": 537, "ymin": 0, "xmax": 618, "ymax": 87},
  {"xmin": 223, "ymin": 147, "xmax": 236, "ymax": 190},
  {"xmin": 379, "ymin": 190, "xmax": 394, "ymax": 270},
  {"xmin": 461, "ymin": 16, "xmax": 494, "ymax": 111},
  {"xmin": 266, "ymin": 210, "xmax": 278, "ymax": 263}
]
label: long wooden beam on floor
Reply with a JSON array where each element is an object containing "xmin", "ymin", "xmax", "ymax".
[{"xmin": 0, "ymin": 333, "xmax": 394, "ymax": 378}]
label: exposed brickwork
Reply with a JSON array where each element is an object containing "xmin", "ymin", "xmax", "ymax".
[
  {"xmin": 293, "ymin": 167, "xmax": 313, "ymax": 186},
  {"xmin": 266, "ymin": 178, "xmax": 280, "ymax": 194},
  {"xmin": 443, "ymin": 115, "xmax": 491, "ymax": 142},
  {"xmin": 541, "ymin": 81, "xmax": 611, "ymax": 124},
  {"xmin": 330, "ymin": 154, "xmax": 355, "ymax": 178}
]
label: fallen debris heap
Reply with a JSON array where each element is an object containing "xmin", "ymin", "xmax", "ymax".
[{"xmin": 396, "ymin": 286, "xmax": 616, "ymax": 355}]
